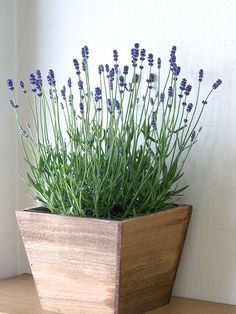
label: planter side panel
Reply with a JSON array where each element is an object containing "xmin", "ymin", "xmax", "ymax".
[
  {"xmin": 16, "ymin": 211, "xmax": 120, "ymax": 314},
  {"xmin": 119, "ymin": 206, "xmax": 192, "ymax": 314}
]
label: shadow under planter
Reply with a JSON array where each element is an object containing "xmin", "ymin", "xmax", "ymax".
[{"xmin": 16, "ymin": 205, "xmax": 192, "ymax": 314}]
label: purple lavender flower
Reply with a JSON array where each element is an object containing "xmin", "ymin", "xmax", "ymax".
[
  {"xmin": 198, "ymin": 69, "xmax": 204, "ymax": 82},
  {"xmin": 134, "ymin": 43, "xmax": 139, "ymax": 49},
  {"xmin": 168, "ymin": 86, "xmax": 173, "ymax": 97},
  {"xmin": 113, "ymin": 50, "xmax": 118, "ymax": 62},
  {"xmin": 202, "ymin": 100, "xmax": 207, "ymax": 105},
  {"xmin": 114, "ymin": 64, "xmax": 119, "ymax": 73},
  {"xmin": 135, "ymin": 73, "xmax": 139, "ymax": 83},
  {"xmin": 150, "ymin": 97, "xmax": 154, "ymax": 106},
  {"xmin": 182, "ymin": 102, "xmax": 187, "ymax": 106},
  {"xmin": 105, "ymin": 64, "xmax": 109, "ymax": 73},
  {"xmin": 115, "ymin": 99, "xmax": 120, "ymax": 110},
  {"xmin": 151, "ymin": 112, "xmax": 157, "ymax": 130},
  {"xmin": 94, "ymin": 87, "xmax": 102, "ymax": 102},
  {"xmin": 186, "ymin": 103, "xmax": 193, "ymax": 112},
  {"xmin": 7, "ymin": 79, "xmax": 14, "ymax": 91},
  {"xmin": 191, "ymin": 130, "xmax": 196, "ymax": 141},
  {"xmin": 160, "ymin": 92, "xmax": 165, "ymax": 102},
  {"xmin": 73, "ymin": 59, "xmax": 81, "ymax": 75},
  {"xmin": 131, "ymin": 44, "xmax": 139, "ymax": 67},
  {"xmin": 29, "ymin": 74, "xmax": 36, "ymax": 85},
  {"xmin": 123, "ymin": 65, "xmax": 129, "ymax": 75},
  {"xmin": 61, "ymin": 86, "xmax": 66, "ymax": 100},
  {"xmin": 140, "ymin": 48, "xmax": 146, "ymax": 61},
  {"xmin": 146, "ymin": 73, "xmax": 154, "ymax": 88},
  {"xmin": 180, "ymin": 78, "xmax": 187, "ymax": 91},
  {"xmin": 169, "ymin": 45, "xmax": 177, "ymax": 67},
  {"xmin": 148, "ymin": 53, "xmax": 154, "ymax": 66},
  {"xmin": 82, "ymin": 60, "xmax": 86, "ymax": 71},
  {"xmin": 185, "ymin": 84, "xmax": 192, "ymax": 96},
  {"xmin": 212, "ymin": 79, "xmax": 222, "ymax": 89},
  {"xmin": 36, "ymin": 70, "xmax": 42, "ymax": 87},
  {"xmin": 78, "ymin": 80, "xmax": 83, "ymax": 90},
  {"xmin": 107, "ymin": 99, "xmax": 112, "ymax": 114},
  {"xmin": 47, "ymin": 69, "xmax": 56, "ymax": 86},
  {"xmin": 96, "ymin": 107, "xmax": 102, "ymax": 112},
  {"xmin": 81, "ymin": 45, "xmax": 89, "ymax": 59},
  {"xmin": 79, "ymin": 102, "xmax": 84, "ymax": 114},
  {"xmin": 184, "ymin": 118, "xmax": 188, "ymax": 124},
  {"xmin": 98, "ymin": 64, "xmax": 104, "ymax": 74},
  {"xmin": 19, "ymin": 81, "xmax": 26, "ymax": 93},
  {"xmin": 119, "ymin": 75, "xmax": 126, "ymax": 87},
  {"xmin": 9, "ymin": 99, "xmax": 18, "ymax": 108},
  {"xmin": 67, "ymin": 78, "xmax": 72, "ymax": 88},
  {"xmin": 157, "ymin": 58, "xmax": 161, "ymax": 69}
]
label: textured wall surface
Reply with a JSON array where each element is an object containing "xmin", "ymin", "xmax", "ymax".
[
  {"xmin": 0, "ymin": 0, "xmax": 17, "ymax": 278},
  {"xmin": 2, "ymin": 0, "xmax": 236, "ymax": 305}
]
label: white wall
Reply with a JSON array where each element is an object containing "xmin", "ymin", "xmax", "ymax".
[
  {"xmin": 4, "ymin": 0, "xmax": 236, "ymax": 305},
  {"xmin": 0, "ymin": 0, "xmax": 17, "ymax": 278}
]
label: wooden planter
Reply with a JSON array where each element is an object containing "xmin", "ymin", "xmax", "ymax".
[{"xmin": 16, "ymin": 205, "xmax": 192, "ymax": 314}]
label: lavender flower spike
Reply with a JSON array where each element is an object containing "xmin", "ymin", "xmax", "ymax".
[
  {"xmin": 94, "ymin": 87, "xmax": 102, "ymax": 102},
  {"xmin": 212, "ymin": 79, "xmax": 222, "ymax": 89},
  {"xmin": 198, "ymin": 69, "xmax": 204, "ymax": 82},
  {"xmin": 20, "ymin": 81, "xmax": 26, "ymax": 93},
  {"xmin": 7, "ymin": 79, "xmax": 14, "ymax": 91}
]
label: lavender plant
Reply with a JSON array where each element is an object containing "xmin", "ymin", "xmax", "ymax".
[{"xmin": 7, "ymin": 44, "xmax": 222, "ymax": 219}]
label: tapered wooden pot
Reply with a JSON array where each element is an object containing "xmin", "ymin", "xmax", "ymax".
[{"xmin": 16, "ymin": 205, "xmax": 192, "ymax": 314}]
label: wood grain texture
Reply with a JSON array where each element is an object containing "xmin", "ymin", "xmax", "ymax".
[
  {"xmin": 16, "ymin": 210, "xmax": 120, "ymax": 314},
  {"xmin": 1, "ymin": 275, "xmax": 236, "ymax": 314},
  {"xmin": 118, "ymin": 206, "xmax": 192, "ymax": 314},
  {"xmin": 16, "ymin": 205, "xmax": 191, "ymax": 314}
]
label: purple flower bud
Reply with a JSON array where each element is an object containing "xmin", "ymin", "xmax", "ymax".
[
  {"xmin": 107, "ymin": 99, "xmax": 112, "ymax": 114},
  {"xmin": 81, "ymin": 45, "xmax": 89, "ymax": 59},
  {"xmin": 79, "ymin": 102, "xmax": 84, "ymax": 114},
  {"xmin": 67, "ymin": 78, "xmax": 72, "ymax": 88},
  {"xmin": 185, "ymin": 85, "xmax": 192, "ymax": 96},
  {"xmin": 115, "ymin": 99, "xmax": 120, "ymax": 110},
  {"xmin": 140, "ymin": 48, "xmax": 146, "ymax": 61},
  {"xmin": 82, "ymin": 60, "xmax": 86, "ymax": 71},
  {"xmin": 191, "ymin": 130, "xmax": 196, "ymax": 142},
  {"xmin": 29, "ymin": 74, "xmax": 36, "ymax": 85},
  {"xmin": 160, "ymin": 92, "xmax": 165, "ymax": 102},
  {"xmin": 168, "ymin": 86, "xmax": 173, "ymax": 97},
  {"xmin": 36, "ymin": 70, "xmax": 42, "ymax": 87},
  {"xmin": 114, "ymin": 64, "xmax": 119, "ymax": 73},
  {"xmin": 47, "ymin": 69, "xmax": 56, "ymax": 86},
  {"xmin": 146, "ymin": 73, "xmax": 155, "ymax": 88},
  {"xmin": 61, "ymin": 86, "xmax": 66, "ymax": 100},
  {"xmin": 98, "ymin": 64, "xmax": 104, "ymax": 74},
  {"xmin": 186, "ymin": 103, "xmax": 193, "ymax": 112},
  {"xmin": 94, "ymin": 87, "xmax": 102, "ymax": 102},
  {"xmin": 199, "ymin": 69, "xmax": 204, "ymax": 82},
  {"xmin": 182, "ymin": 102, "xmax": 187, "ymax": 106},
  {"xmin": 148, "ymin": 53, "xmax": 154, "ymax": 66},
  {"xmin": 202, "ymin": 100, "xmax": 207, "ymax": 105},
  {"xmin": 150, "ymin": 97, "xmax": 154, "ymax": 105},
  {"xmin": 212, "ymin": 79, "xmax": 222, "ymax": 89},
  {"xmin": 134, "ymin": 43, "xmax": 139, "ymax": 49},
  {"xmin": 73, "ymin": 59, "xmax": 81, "ymax": 75},
  {"xmin": 105, "ymin": 64, "xmax": 109, "ymax": 73},
  {"xmin": 184, "ymin": 118, "xmax": 188, "ymax": 124},
  {"xmin": 123, "ymin": 65, "xmax": 129, "ymax": 75},
  {"xmin": 119, "ymin": 75, "xmax": 126, "ymax": 87},
  {"xmin": 113, "ymin": 50, "xmax": 118, "ymax": 62},
  {"xmin": 19, "ymin": 81, "xmax": 26, "ymax": 93},
  {"xmin": 180, "ymin": 78, "xmax": 187, "ymax": 91},
  {"xmin": 78, "ymin": 80, "xmax": 83, "ymax": 90},
  {"xmin": 151, "ymin": 112, "xmax": 157, "ymax": 130},
  {"xmin": 9, "ymin": 99, "xmax": 18, "ymax": 108},
  {"xmin": 131, "ymin": 47, "xmax": 139, "ymax": 67},
  {"xmin": 7, "ymin": 79, "xmax": 14, "ymax": 91},
  {"xmin": 157, "ymin": 58, "xmax": 161, "ymax": 69}
]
